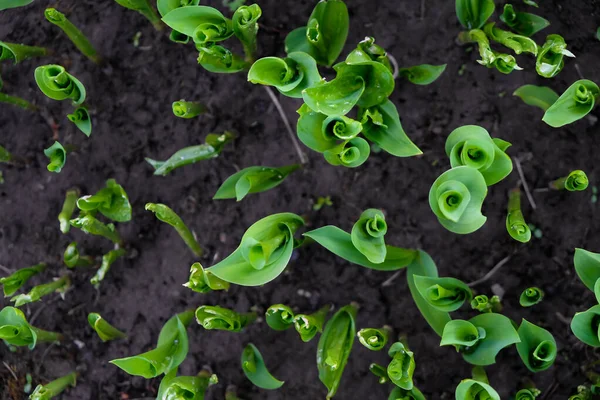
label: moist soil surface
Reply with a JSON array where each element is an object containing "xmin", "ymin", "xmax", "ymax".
[{"xmin": 1, "ymin": 1, "xmax": 600, "ymax": 399}]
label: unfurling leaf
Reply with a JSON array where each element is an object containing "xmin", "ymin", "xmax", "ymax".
[
  {"xmin": 88, "ymin": 313, "xmax": 127, "ymax": 342},
  {"xmin": 470, "ymin": 294, "xmax": 502, "ymax": 313},
  {"xmin": 543, "ymin": 80, "xmax": 599, "ymax": 127},
  {"xmin": 516, "ymin": 319, "xmax": 557, "ymax": 372},
  {"xmin": 58, "ymin": 188, "xmax": 79, "ymax": 234},
  {"xmin": 294, "ymin": 305, "xmax": 330, "ymax": 342},
  {"xmin": 455, "ymin": 0, "xmax": 495, "ymax": 29},
  {"xmin": 30, "ymin": 371, "xmax": 77, "ymax": 400},
  {"xmin": 370, "ymin": 363, "xmax": 389, "ymax": 384},
  {"xmin": 429, "ymin": 166, "xmax": 488, "ymax": 234},
  {"xmin": 90, "ymin": 249, "xmax": 126, "ymax": 287},
  {"xmin": 0, "ymin": 306, "xmax": 63, "ymax": 349},
  {"xmin": 67, "ymin": 106, "xmax": 92, "ymax": 136},
  {"xmin": 242, "ymin": 343, "xmax": 284, "ymax": 390},
  {"xmin": 43, "ymin": 141, "xmax": 66, "ymax": 173},
  {"xmin": 466, "ymin": 29, "xmax": 522, "ymax": 74},
  {"xmin": 233, "ymin": 4, "xmax": 261, "ymax": 61},
  {"xmin": 323, "ymin": 137, "xmax": 370, "ymax": 168},
  {"xmin": 265, "ymin": 304, "xmax": 295, "ymax": 331},
  {"xmin": 146, "ymin": 131, "xmax": 235, "ymax": 175},
  {"xmin": 519, "ymin": 287, "xmax": 544, "ymax": 307},
  {"xmin": 11, "ymin": 275, "xmax": 70, "ymax": 307},
  {"xmin": 172, "ymin": 100, "xmax": 206, "ymax": 119},
  {"xmin": 571, "ymin": 304, "xmax": 600, "ymax": 347},
  {"xmin": 161, "ymin": 6, "xmax": 233, "ymax": 45},
  {"xmin": 156, "ymin": 0, "xmax": 201, "ymax": 43},
  {"xmin": 483, "ymin": 22, "xmax": 538, "ymax": 55},
  {"xmin": 574, "ymin": 248, "xmax": 600, "ymax": 292},
  {"xmin": 398, "ymin": 64, "xmax": 447, "ymax": 85},
  {"xmin": 44, "ymin": 8, "xmax": 100, "ymax": 63},
  {"xmin": 206, "ymin": 213, "xmax": 304, "ymax": 286},
  {"xmin": 413, "ymin": 275, "xmax": 473, "ymax": 312},
  {"xmin": 515, "ymin": 388, "xmax": 542, "ymax": 400},
  {"xmin": 455, "ymin": 378, "xmax": 500, "ymax": 400},
  {"xmin": 70, "ymin": 214, "xmax": 122, "ymax": 244},
  {"xmin": 550, "ymin": 170, "xmax": 589, "ymax": 191},
  {"xmin": 499, "ymin": 4, "xmax": 550, "ymax": 37},
  {"xmin": 196, "ymin": 305, "xmax": 256, "ymax": 332},
  {"xmin": 317, "ymin": 304, "xmax": 357, "ymax": 399},
  {"xmin": 145, "ymin": 203, "xmax": 203, "ymax": 256},
  {"xmin": 513, "ymin": 85, "xmax": 559, "ymax": 111},
  {"xmin": 34, "ymin": 64, "xmax": 86, "ymax": 105},
  {"xmin": 357, "ymin": 327, "xmax": 390, "ymax": 351},
  {"xmin": 214, "ymin": 164, "xmax": 300, "ymax": 201},
  {"xmin": 0, "ymin": 41, "xmax": 47, "ymax": 64},
  {"xmin": 296, "ymin": 104, "xmax": 362, "ymax": 153},
  {"xmin": 197, "ymin": 43, "xmax": 249, "ymax": 73},
  {"xmin": 0, "ymin": 263, "xmax": 46, "ymax": 297},
  {"xmin": 284, "ymin": 0, "xmax": 349, "ymax": 67},
  {"xmin": 536, "ymin": 34, "xmax": 574, "ymax": 79},
  {"xmin": 387, "ymin": 342, "xmax": 415, "ymax": 390},
  {"xmin": 77, "ymin": 179, "xmax": 132, "ymax": 222},
  {"xmin": 183, "ymin": 262, "xmax": 230, "ymax": 293},
  {"xmin": 506, "ymin": 188, "xmax": 531, "ymax": 243},
  {"xmin": 157, "ymin": 370, "xmax": 218, "ymax": 400},
  {"xmin": 388, "ymin": 386, "xmax": 426, "ymax": 400}
]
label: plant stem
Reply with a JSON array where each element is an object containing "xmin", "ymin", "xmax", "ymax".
[
  {"xmin": 36, "ymin": 371, "xmax": 77, "ymax": 396},
  {"xmin": 0, "ymin": 42, "xmax": 48, "ymax": 63},
  {"xmin": 31, "ymin": 327, "xmax": 63, "ymax": 343},
  {"xmin": 45, "ymin": 8, "xmax": 100, "ymax": 64},
  {"xmin": 138, "ymin": 3, "xmax": 164, "ymax": 31},
  {"xmin": 91, "ymin": 249, "xmax": 126, "ymax": 286},
  {"xmin": 0, "ymin": 92, "xmax": 37, "ymax": 111},
  {"xmin": 59, "ymin": 188, "xmax": 79, "ymax": 234},
  {"xmin": 457, "ymin": 31, "xmax": 474, "ymax": 45},
  {"xmin": 549, "ymin": 176, "xmax": 567, "ymax": 190},
  {"xmin": 507, "ymin": 188, "xmax": 521, "ymax": 212}
]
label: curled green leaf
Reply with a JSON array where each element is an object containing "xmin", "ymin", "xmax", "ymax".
[
  {"xmin": 388, "ymin": 386, "xmax": 426, "ymax": 400},
  {"xmin": 516, "ymin": 319, "xmax": 556, "ymax": 372},
  {"xmin": 70, "ymin": 214, "xmax": 122, "ymax": 244},
  {"xmin": 296, "ymin": 104, "xmax": 362, "ymax": 153},
  {"xmin": 413, "ymin": 275, "xmax": 473, "ymax": 312},
  {"xmin": 515, "ymin": 388, "xmax": 541, "ymax": 400},
  {"xmin": 157, "ymin": 370, "xmax": 218, "ymax": 400},
  {"xmin": 387, "ymin": 342, "xmax": 415, "ymax": 390},
  {"xmin": 242, "ymin": 343, "xmax": 284, "ymax": 390},
  {"xmin": 536, "ymin": 34, "xmax": 575, "ymax": 78},
  {"xmin": 370, "ymin": 363, "xmax": 389, "ymax": 384},
  {"xmin": 513, "ymin": 85, "xmax": 559, "ymax": 111},
  {"xmin": 195, "ymin": 305, "xmax": 256, "ymax": 332},
  {"xmin": 67, "ymin": 106, "xmax": 92, "ymax": 137},
  {"xmin": 455, "ymin": 378, "xmax": 500, "ymax": 400},
  {"xmin": 213, "ymin": 164, "xmax": 300, "ymax": 201},
  {"xmin": 161, "ymin": 6, "xmax": 233, "ymax": 45},
  {"xmin": 44, "ymin": 8, "xmax": 100, "ymax": 63},
  {"xmin": 114, "ymin": 0, "xmax": 163, "ymax": 31},
  {"xmin": 520, "ymin": 287, "xmax": 544, "ymax": 307},
  {"xmin": 398, "ymin": 64, "xmax": 447, "ymax": 85},
  {"xmin": 11, "ymin": 275, "xmax": 70, "ymax": 307},
  {"xmin": 77, "ymin": 179, "xmax": 132, "ymax": 222},
  {"xmin": 146, "ymin": 131, "xmax": 235, "ymax": 175},
  {"xmin": 483, "ymin": 22, "xmax": 538, "ymax": 55},
  {"xmin": 0, "ymin": 41, "xmax": 47, "ymax": 64},
  {"xmin": 429, "ymin": 166, "xmax": 488, "ymax": 234},
  {"xmin": 183, "ymin": 262, "xmax": 230, "ymax": 293},
  {"xmin": 30, "ymin": 371, "xmax": 77, "ymax": 400},
  {"xmin": 466, "ymin": 29, "xmax": 522, "ymax": 74},
  {"xmin": 324, "ymin": 137, "xmax": 370, "ymax": 168},
  {"xmin": 350, "ymin": 209, "xmax": 388, "ymax": 263},
  {"xmin": 317, "ymin": 304, "xmax": 357, "ymax": 399},
  {"xmin": 64, "ymin": 242, "xmax": 94, "ymax": 268},
  {"xmin": 88, "ymin": 313, "xmax": 127, "ymax": 342},
  {"xmin": 0, "ymin": 306, "xmax": 63, "ymax": 349},
  {"xmin": 550, "ymin": 170, "xmax": 589, "ymax": 191},
  {"xmin": 571, "ymin": 304, "xmax": 600, "ymax": 347},
  {"xmin": 34, "ymin": 64, "xmax": 86, "ymax": 105},
  {"xmin": 43, "ymin": 141, "xmax": 66, "ymax": 173},
  {"xmin": 233, "ymin": 4, "xmax": 261, "ymax": 61},
  {"xmin": 455, "ymin": 0, "xmax": 495, "ymax": 29},
  {"xmin": 146, "ymin": 203, "xmax": 203, "ymax": 257},
  {"xmin": 499, "ymin": 4, "xmax": 550, "ymax": 37},
  {"xmin": 157, "ymin": 0, "xmax": 200, "ymax": 42},
  {"xmin": 357, "ymin": 327, "xmax": 390, "ymax": 351},
  {"xmin": 470, "ymin": 294, "xmax": 501, "ymax": 313},
  {"xmin": 206, "ymin": 213, "xmax": 304, "ymax": 286},
  {"xmin": 172, "ymin": 100, "xmax": 206, "ymax": 119},
  {"xmin": 265, "ymin": 304, "xmax": 295, "ymax": 331},
  {"xmin": 58, "ymin": 188, "xmax": 79, "ymax": 234},
  {"xmin": 91, "ymin": 248, "xmax": 126, "ymax": 287},
  {"xmin": 197, "ymin": 43, "xmax": 249, "ymax": 73},
  {"xmin": 543, "ymin": 80, "xmax": 599, "ymax": 127},
  {"xmin": 574, "ymin": 248, "xmax": 600, "ymax": 291},
  {"xmin": 294, "ymin": 305, "xmax": 329, "ymax": 342},
  {"xmin": 506, "ymin": 188, "xmax": 531, "ymax": 243},
  {"xmin": 0, "ymin": 263, "xmax": 46, "ymax": 297}
]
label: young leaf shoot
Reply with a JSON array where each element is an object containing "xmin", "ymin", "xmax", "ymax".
[
  {"xmin": 44, "ymin": 141, "xmax": 67, "ymax": 173},
  {"xmin": 398, "ymin": 64, "xmax": 447, "ymax": 85},
  {"xmin": 70, "ymin": 214, "xmax": 123, "ymax": 244},
  {"xmin": 499, "ymin": 4, "xmax": 550, "ymax": 36},
  {"xmin": 513, "ymin": 85, "xmax": 559, "ymax": 111},
  {"xmin": 156, "ymin": 370, "xmax": 218, "ymax": 400},
  {"xmin": 0, "ymin": 306, "xmax": 63, "ymax": 348},
  {"xmin": 91, "ymin": 248, "xmax": 126, "ymax": 287},
  {"xmin": 213, "ymin": 164, "xmax": 300, "ymax": 201},
  {"xmin": 455, "ymin": 368, "xmax": 500, "ymax": 400},
  {"xmin": 0, "ymin": 262, "xmax": 46, "ymax": 297},
  {"xmin": 67, "ymin": 107, "xmax": 92, "ymax": 136},
  {"xmin": 357, "ymin": 327, "xmax": 390, "ymax": 351},
  {"xmin": 413, "ymin": 275, "xmax": 473, "ymax": 312},
  {"xmin": 183, "ymin": 262, "xmax": 230, "ymax": 293},
  {"xmin": 114, "ymin": 0, "xmax": 163, "ymax": 31},
  {"xmin": 172, "ymin": 100, "xmax": 206, "ymax": 119},
  {"xmin": 294, "ymin": 305, "xmax": 330, "ymax": 342},
  {"xmin": 44, "ymin": 8, "xmax": 100, "ymax": 63},
  {"xmin": 195, "ymin": 305, "xmax": 256, "ymax": 332},
  {"xmin": 543, "ymin": 80, "xmax": 599, "ymax": 127},
  {"xmin": 11, "ymin": 275, "xmax": 70, "ymax": 307},
  {"xmin": 471, "ymin": 294, "xmax": 502, "ymax": 313},
  {"xmin": 536, "ymin": 34, "xmax": 574, "ymax": 78},
  {"xmin": 572, "ymin": 304, "xmax": 600, "ymax": 347},
  {"xmin": 242, "ymin": 343, "xmax": 284, "ymax": 389},
  {"xmin": 507, "ymin": 188, "xmax": 531, "ymax": 243},
  {"xmin": 387, "ymin": 342, "xmax": 415, "ymax": 390},
  {"xmin": 30, "ymin": 372, "xmax": 77, "ymax": 400},
  {"xmin": 455, "ymin": 0, "xmax": 495, "ymax": 30},
  {"xmin": 156, "ymin": 0, "xmax": 201, "ymax": 43},
  {"xmin": 460, "ymin": 29, "xmax": 522, "ymax": 74},
  {"xmin": 35, "ymin": 65, "xmax": 86, "ymax": 105},
  {"xmin": 265, "ymin": 304, "xmax": 295, "ymax": 331},
  {"xmin": 516, "ymin": 319, "xmax": 557, "ymax": 372},
  {"xmin": 77, "ymin": 179, "xmax": 132, "ymax": 222},
  {"xmin": 58, "ymin": 188, "xmax": 79, "ymax": 233},
  {"xmin": 550, "ymin": 170, "xmax": 589, "ymax": 192},
  {"xmin": 145, "ymin": 203, "xmax": 203, "ymax": 257},
  {"xmin": 483, "ymin": 22, "xmax": 538, "ymax": 55},
  {"xmin": 0, "ymin": 41, "xmax": 47, "ymax": 64},
  {"xmin": 520, "ymin": 287, "xmax": 544, "ymax": 307},
  {"xmin": 232, "ymin": 4, "xmax": 262, "ymax": 61},
  {"xmin": 88, "ymin": 313, "xmax": 127, "ymax": 342}
]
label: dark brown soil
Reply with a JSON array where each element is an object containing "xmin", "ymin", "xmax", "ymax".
[{"xmin": 1, "ymin": 1, "xmax": 600, "ymax": 399}]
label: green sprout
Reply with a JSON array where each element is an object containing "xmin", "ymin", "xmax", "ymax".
[
  {"xmin": 357, "ymin": 326, "xmax": 391, "ymax": 351},
  {"xmin": 569, "ymin": 386, "xmax": 592, "ymax": 400},
  {"xmin": 0, "ymin": 263, "xmax": 46, "ymax": 297},
  {"xmin": 162, "ymin": 6, "xmax": 233, "ymax": 46},
  {"xmin": 183, "ymin": 262, "xmax": 230, "ymax": 293},
  {"xmin": 265, "ymin": 304, "xmax": 295, "ymax": 331},
  {"xmin": 543, "ymin": 80, "xmax": 599, "ymax": 127},
  {"xmin": 64, "ymin": 242, "xmax": 94, "ymax": 268},
  {"xmin": 241, "ymin": 343, "xmax": 284, "ymax": 390},
  {"xmin": 413, "ymin": 275, "xmax": 473, "ymax": 312},
  {"xmin": 205, "ymin": 213, "xmax": 304, "ymax": 286},
  {"xmin": 574, "ymin": 248, "xmax": 600, "ymax": 291},
  {"xmin": 145, "ymin": 203, "xmax": 203, "ymax": 257},
  {"xmin": 43, "ymin": 141, "xmax": 66, "ymax": 173},
  {"xmin": 88, "ymin": 313, "xmax": 127, "ymax": 342},
  {"xmin": 44, "ymin": 8, "xmax": 100, "ymax": 63},
  {"xmin": 195, "ymin": 305, "xmax": 256, "ymax": 332},
  {"xmin": 156, "ymin": 0, "xmax": 201, "ymax": 43},
  {"xmin": 0, "ymin": 145, "xmax": 11, "ymax": 162},
  {"xmin": 483, "ymin": 22, "xmax": 538, "ymax": 55},
  {"xmin": 30, "ymin": 371, "xmax": 77, "ymax": 400},
  {"xmin": 0, "ymin": 306, "xmax": 63, "ymax": 349},
  {"xmin": 388, "ymin": 386, "xmax": 426, "ymax": 400},
  {"xmin": 172, "ymin": 100, "xmax": 206, "ymax": 119},
  {"xmin": 459, "ymin": 29, "xmax": 522, "ymax": 74},
  {"xmin": 0, "ymin": 41, "xmax": 47, "ymax": 64},
  {"xmin": 313, "ymin": 196, "xmax": 333, "ymax": 211},
  {"xmin": 0, "ymin": 90, "xmax": 37, "ymax": 111},
  {"xmin": 429, "ymin": 166, "xmax": 488, "ymax": 234},
  {"xmin": 515, "ymin": 388, "xmax": 541, "ymax": 400},
  {"xmin": 455, "ymin": 0, "xmax": 495, "ymax": 30},
  {"xmin": 294, "ymin": 305, "xmax": 330, "ymax": 342},
  {"xmin": 398, "ymin": 64, "xmax": 447, "ymax": 85},
  {"xmin": 455, "ymin": 367, "xmax": 500, "ymax": 400},
  {"xmin": 513, "ymin": 84, "xmax": 559, "ymax": 111},
  {"xmin": 67, "ymin": 107, "xmax": 92, "ymax": 137},
  {"xmin": 11, "ymin": 275, "xmax": 70, "ymax": 307},
  {"xmin": 440, "ymin": 313, "xmax": 520, "ymax": 365},
  {"xmin": 146, "ymin": 131, "xmax": 235, "ymax": 175},
  {"xmin": 471, "ymin": 294, "xmax": 502, "ymax": 313},
  {"xmin": 91, "ymin": 249, "xmax": 126, "ymax": 287},
  {"xmin": 58, "ymin": 188, "xmax": 79, "ymax": 233},
  {"xmin": 0, "ymin": 0, "xmax": 33, "ymax": 11},
  {"xmin": 499, "ymin": 4, "xmax": 549, "ymax": 37},
  {"xmin": 70, "ymin": 214, "xmax": 123, "ymax": 245},
  {"xmin": 111, "ymin": 310, "xmax": 194, "ymax": 378},
  {"xmin": 520, "ymin": 287, "xmax": 544, "ymax": 307},
  {"xmin": 77, "ymin": 179, "xmax": 132, "ymax": 222},
  {"xmin": 523, "ymin": 0, "xmax": 539, "ymax": 6},
  {"xmin": 232, "ymin": 4, "xmax": 261, "ymax": 62},
  {"xmin": 157, "ymin": 370, "xmax": 218, "ymax": 400},
  {"xmin": 213, "ymin": 164, "xmax": 300, "ymax": 201},
  {"xmin": 197, "ymin": 43, "xmax": 249, "ymax": 73},
  {"xmin": 368, "ymin": 363, "xmax": 389, "ymax": 384},
  {"xmin": 571, "ymin": 248, "xmax": 600, "ymax": 347},
  {"xmin": 305, "ymin": 208, "xmax": 417, "ymax": 270},
  {"xmin": 387, "ymin": 341, "xmax": 415, "ymax": 390},
  {"xmin": 113, "ymin": 0, "xmax": 163, "ymax": 31},
  {"xmin": 550, "ymin": 170, "xmax": 589, "ymax": 192},
  {"xmin": 536, "ymin": 34, "xmax": 574, "ymax": 78},
  {"xmin": 34, "ymin": 64, "xmax": 86, "ymax": 105},
  {"xmin": 516, "ymin": 319, "xmax": 557, "ymax": 372},
  {"xmin": 507, "ymin": 188, "xmax": 531, "ymax": 243},
  {"xmin": 317, "ymin": 304, "xmax": 357, "ymax": 399}
]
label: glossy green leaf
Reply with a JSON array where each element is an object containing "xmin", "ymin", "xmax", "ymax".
[
  {"xmin": 183, "ymin": 262, "xmax": 230, "ymax": 294},
  {"xmin": 399, "ymin": 64, "xmax": 447, "ymax": 85},
  {"xmin": 34, "ymin": 64, "xmax": 86, "ymax": 105},
  {"xmin": 388, "ymin": 386, "xmax": 426, "ymax": 400},
  {"xmin": 0, "ymin": 0, "xmax": 33, "ymax": 10},
  {"xmin": 429, "ymin": 166, "xmax": 488, "ymax": 234},
  {"xmin": 114, "ymin": 0, "xmax": 164, "ymax": 31},
  {"xmin": 284, "ymin": 0, "xmax": 349, "ymax": 67},
  {"xmin": 196, "ymin": 305, "xmax": 256, "ymax": 332},
  {"xmin": 43, "ymin": 141, "xmax": 66, "ymax": 173},
  {"xmin": 156, "ymin": 0, "xmax": 200, "ymax": 43},
  {"xmin": 551, "ymin": 170, "xmax": 589, "ymax": 191},
  {"xmin": 58, "ymin": 188, "xmax": 79, "ymax": 234},
  {"xmin": 161, "ymin": 6, "xmax": 233, "ymax": 45},
  {"xmin": 242, "ymin": 343, "xmax": 284, "ymax": 390},
  {"xmin": 413, "ymin": 275, "xmax": 473, "ymax": 312},
  {"xmin": 88, "ymin": 313, "xmax": 127, "ymax": 342},
  {"xmin": 456, "ymin": 0, "xmax": 495, "ymax": 29},
  {"xmin": 146, "ymin": 203, "xmax": 203, "ymax": 257},
  {"xmin": 317, "ymin": 304, "xmax": 357, "ymax": 399},
  {"xmin": 350, "ymin": 209, "xmax": 388, "ymax": 263},
  {"xmin": 506, "ymin": 188, "xmax": 531, "ymax": 243},
  {"xmin": 248, "ymin": 52, "xmax": 321, "ymax": 98},
  {"xmin": 70, "ymin": 214, "xmax": 122, "ymax": 244},
  {"xmin": 571, "ymin": 304, "xmax": 600, "ymax": 347},
  {"xmin": 536, "ymin": 34, "xmax": 575, "ymax": 79},
  {"xmin": 387, "ymin": 342, "xmax": 415, "ymax": 390},
  {"xmin": 0, "ymin": 263, "xmax": 46, "ymax": 297},
  {"xmin": 358, "ymin": 100, "xmax": 422, "ymax": 157},
  {"xmin": 441, "ymin": 320, "xmax": 483, "ymax": 348},
  {"xmin": 0, "ymin": 41, "xmax": 47, "ymax": 64},
  {"xmin": 206, "ymin": 213, "xmax": 304, "ymax": 286},
  {"xmin": 90, "ymin": 248, "xmax": 126, "ymax": 287},
  {"xmin": 574, "ymin": 248, "xmax": 600, "ymax": 291},
  {"xmin": 111, "ymin": 311, "xmax": 193, "ymax": 378},
  {"xmin": 146, "ymin": 131, "xmax": 235, "ymax": 175},
  {"xmin": 214, "ymin": 164, "xmax": 300, "ymax": 201},
  {"xmin": 67, "ymin": 106, "xmax": 92, "ymax": 137},
  {"xmin": 156, "ymin": 370, "xmax": 218, "ymax": 400},
  {"xmin": 11, "ymin": 275, "xmax": 70, "ymax": 307},
  {"xmin": 294, "ymin": 305, "xmax": 329, "ymax": 342},
  {"xmin": 64, "ymin": 241, "xmax": 94, "ymax": 268},
  {"xmin": 324, "ymin": 137, "xmax": 370, "ymax": 168},
  {"xmin": 265, "ymin": 304, "xmax": 295, "ymax": 331},
  {"xmin": 30, "ymin": 371, "xmax": 77, "ymax": 400},
  {"xmin": 470, "ymin": 294, "xmax": 501, "ymax": 313},
  {"xmin": 357, "ymin": 327, "xmax": 390, "ymax": 351},
  {"xmin": 233, "ymin": 4, "xmax": 261, "ymax": 60},
  {"xmin": 0, "ymin": 306, "xmax": 62, "ymax": 349},
  {"xmin": 302, "ymin": 71, "xmax": 365, "ymax": 116},
  {"xmin": 515, "ymin": 388, "xmax": 541, "ymax": 400},
  {"xmin": 519, "ymin": 287, "xmax": 544, "ymax": 307},
  {"xmin": 468, "ymin": 29, "xmax": 522, "ymax": 74},
  {"xmin": 455, "ymin": 379, "xmax": 500, "ymax": 400},
  {"xmin": 483, "ymin": 22, "xmax": 538, "ymax": 55},
  {"xmin": 45, "ymin": 8, "xmax": 100, "ymax": 63},
  {"xmin": 513, "ymin": 85, "xmax": 559, "ymax": 111},
  {"xmin": 543, "ymin": 80, "xmax": 599, "ymax": 127},
  {"xmin": 77, "ymin": 179, "xmax": 132, "ymax": 222},
  {"xmin": 296, "ymin": 104, "xmax": 361, "ymax": 153},
  {"xmin": 172, "ymin": 100, "xmax": 205, "ymax": 119},
  {"xmin": 516, "ymin": 319, "xmax": 557, "ymax": 372},
  {"xmin": 197, "ymin": 43, "xmax": 249, "ymax": 73},
  {"xmin": 499, "ymin": 4, "xmax": 550, "ymax": 36}
]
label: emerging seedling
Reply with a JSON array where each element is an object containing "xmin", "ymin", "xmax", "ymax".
[
  {"xmin": 536, "ymin": 34, "xmax": 575, "ymax": 79},
  {"xmin": 0, "ymin": 41, "xmax": 47, "ymax": 64},
  {"xmin": 543, "ymin": 80, "xmax": 599, "ymax": 127},
  {"xmin": 64, "ymin": 242, "xmax": 94, "ymax": 268},
  {"xmin": 113, "ymin": 0, "xmax": 163, "ymax": 31},
  {"xmin": 483, "ymin": 22, "xmax": 538, "ymax": 55},
  {"xmin": 507, "ymin": 188, "xmax": 531, "ymax": 243},
  {"xmin": 213, "ymin": 164, "xmax": 300, "ymax": 201},
  {"xmin": 29, "ymin": 371, "xmax": 77, "ymax": 400},
  {"xmin": 44, "ymin": 8, "xmax": 100, "ymax": 63},
  {"xmin": 172, "ymin": 100, "xmax": 206, "ymax": 119},
  {"xmin": 67, "ymin": 107, "xmax": 92, "ymax": 136},
  {"xmin": 0, "ymin": 306, "xmax": 63, "ymax": 348},
  {"xmin": 455, "ymin": 367, "xmax": 500, "ymax": 400},
  {"xmin": 77, "ymin": 179, "xmax": 132, "ymax": 222},
  {"xmin": 70, "ymin": 214, "xmax": 123, "ymax": 245},
  {"xmin": 232, "ymin": 4, "xmax": 262, "ymax": 61},
  {"xmin": 44, "ymin": 141, "xmax": 66, "ymax": 173},
  {"xmin": 241, "ymin": 343, "xmax": 284, "ymax": 389},
  {"xmin": 265, "ymin": 304, "xmax": 295, "ymax": 331},
  {"xmin": 157, "ymin": 370, "xmax": 218, "ymax": 400},
  {"xmin": 88, "ymin": 313, "xmax": 127, "ymax": 342},
  {"xmin": 294, "ymin": 305, "xmax": 330, "ymax": 342},
  {"xmin": 398, "ymin": 64, "xmax": 447, "ymax": 85},
  {"xmin": 499, "ymin": 4, "xmax": 549, "ymax": 36},
  {"xmin": 515, "ymin": 388, "xmax": 542, "ymax": 400},
  {"xmin": 471, "ymin": 294, "xmax": 502, "ymax": 313},
  {"xmin": 91, "ymin": 248, "xmax": 126, "ymax": 287},
  {"xmin": 58, "ymin": 188, "xmax": 79, "ymax": 233},
  {"xmin": 35, "ymin": 64, "xmax": 86, "ymax": 105},
  {"xmin": 357, "ymin": 327, "xmax": 390, "ymax": 351},
  {"xmin": 516, "ymin": 319, "xmax": 557, "ymax": 372},
  {"xmin": 455, "ymin": 0, "xmax": 495, "ymax": 30},
  {"xmin": 183, "ymin": 262, "xmax": 230, "ymax": 293},
  {"xmin": 413, "ymin": 275, "xmax": 473, "ymax": 312},
  {"xmin": 195, "ymin": 305, "xmax": 256, "ymax": 332},
  {"xmin": 387, "ymin": 341, "xmax": 415, "ymax": 390},
  {"xmin": 0, "ymin": 262, "xmax": 46, "ymax": 297},
  {"xmin": 513, "ymin": 84, "xmax": 559, "ymax": 111},
  {"xmin": 156, "ymin": 0, "xmax": 200, "ymax": 43},
  {"xmin": 550, "ymin": 170, "xmax": 589, "ymax": 192},
  {"xmin": 145, "ymin": 203, "xmax": 203, "ymax": 257},
  {"xmin": 458, "ymin": 29, "xmax": 522, "ymax": 74},
  {"xmin": 520, "ymin": 287, "xmax": 544, "ymax": 307},
  {"xmin": 11, "ymin": 275, "xmax": 70, "ymax": 307}
]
